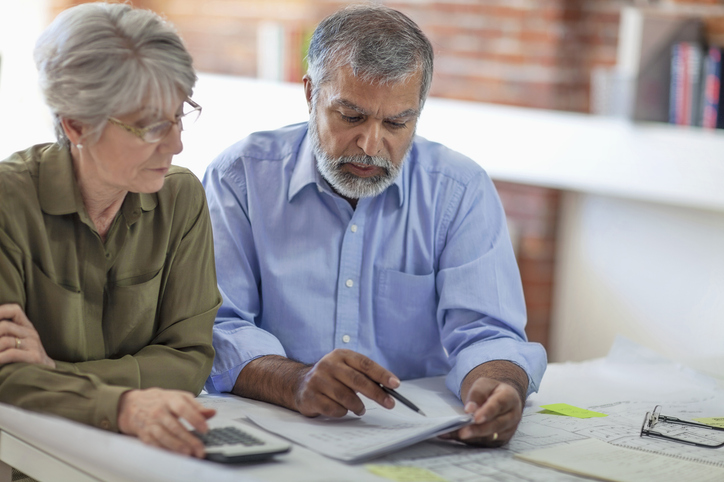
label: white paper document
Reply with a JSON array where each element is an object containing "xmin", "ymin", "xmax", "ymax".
[
  {"xmin": 516, "ymin": 438, "xmax": 724, "ymax": 482},
  {"xmin": 239, "ymin": 399, "xmax": 472, "ymax": 463}
]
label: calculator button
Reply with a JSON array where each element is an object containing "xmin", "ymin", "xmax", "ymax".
[{"xmin": 194, "ymin": 427, "xmax": 265, "ymax": 447}]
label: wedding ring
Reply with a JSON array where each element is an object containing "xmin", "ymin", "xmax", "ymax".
[
  {"xmin": 15, "ymin": 337, "xmax": 21, "ymax": 350},
  {"xmin": 492, "ymin": 432, "xmax": 498, "ymax": 441}
]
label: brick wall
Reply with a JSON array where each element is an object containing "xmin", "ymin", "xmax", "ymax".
[{"xmin": 46, "ymin": 0, "xmax": 724, "ymax": 353}]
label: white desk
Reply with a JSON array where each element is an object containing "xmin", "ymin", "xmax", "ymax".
[{"xmin": 1, "ymin": 338, "xmax": 722, "ymax": 482}]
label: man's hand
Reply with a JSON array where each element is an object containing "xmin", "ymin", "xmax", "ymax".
[
  {"xmin": 0, "ymin": 304, "xmax": 55, "ymax": 368},
  {"xmin": 117, "ymin": 388, "xmax": 216, "ymax": 458},
  {"xmin": 441, "ymin": 360, "xmax": 528, "ymax": 447},
  {"xmin": 234, "ymin": 349, "xmax": 400, "ymax": 418},
  {"xmin": 295, "ymin": 349, "xmax": 399, "ymax": 417}
]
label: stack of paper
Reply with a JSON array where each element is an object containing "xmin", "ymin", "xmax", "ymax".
[{"xmin": 241, "ymin": 402, "xmax": 472, "ymax": 463}]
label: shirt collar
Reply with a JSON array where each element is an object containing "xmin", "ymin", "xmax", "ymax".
[
  {"xmin": 288, "ymin": 131, "xmax": 321, "ymax": 202},
  {"xmin": 288, "ymin": 126, "xmax": 405, "ymax": 208},
  {"xmin": 121, "ymin": 190, "xmax": 158, "ymax": 225},
  {"xmin": 39, "ymin": 144, "xmax": 84, "ymax": 216},
  {"xmin": 39, "ymin": 143, "xmax": 157, "ymax": 224}
]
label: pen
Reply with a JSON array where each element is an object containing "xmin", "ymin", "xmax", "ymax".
[{"xmin": 380, "ymin": 385, "xmax": 427, "ymax": 417}]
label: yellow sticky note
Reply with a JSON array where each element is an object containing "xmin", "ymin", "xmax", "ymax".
[
  {"xmin": 365, "ymin": 464, "xmax": 447, "ymax": 482},
  {"xmin": 540, "ymin": 403, "xmax": 607, "ymax": 419},
  {"xmin": 693, "ymin": 417, "xmax": 724, "ymax": 429}
]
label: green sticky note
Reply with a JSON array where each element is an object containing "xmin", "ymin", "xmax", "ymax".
[
  {"xmin": 538, "ymin": 409, "xmax": 566, "ymax": 416},
  {"xmin": 365, "ymin": 464, "xmax": 447, "ymax": 482},
  {"xmin": 693, "ymin": 417, "xmax": 724, "ymax": 429},
  {"xmin": 540, "ymin": 403, "xmax": 608, "ymax": 419}
]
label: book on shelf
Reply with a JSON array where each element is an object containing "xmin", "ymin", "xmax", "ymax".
[
  {"xmin": 701, "ymin": 46, "xmax": 724, "ymax": 129},
  {"xmin": 670, "ymin": 43, "xmax": 724, "ymax": 129},
  {"xmin": 669, "ymin": 42, "xmax": 705, "ymax": 126}
]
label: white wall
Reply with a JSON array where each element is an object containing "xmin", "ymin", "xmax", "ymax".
[
  {"xmin": 0, "ymin": 0, "xmax": 53, "ymax": 153},
  {"xmin": 551, "ymin": 192, "xmax": 724, "ymax": 379}
]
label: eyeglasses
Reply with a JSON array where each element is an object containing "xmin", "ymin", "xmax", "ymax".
[
  {"xmin": 107, "ymin": 98, "xmax": 202, "ymax": 143},
  {"xmin": 640, "ymin": 405, "xmax": 724, "ymax": 448}
]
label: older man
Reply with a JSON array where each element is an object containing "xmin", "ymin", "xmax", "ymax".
[{"xmin": 204, "ymin": 4, "xmax": 546, "ymax": 446}]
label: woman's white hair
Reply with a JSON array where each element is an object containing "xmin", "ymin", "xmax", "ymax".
[
  {"xmin": 306, "ymin": 4, "xmax": 434, "ymax": 108},
  {"xmin": 34, "ymin": 2, "xmax": 196, "ymax": 146}
]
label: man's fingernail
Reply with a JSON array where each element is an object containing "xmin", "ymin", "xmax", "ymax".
[
  {"xmin": 464, "ymin": 402, "xmax": 478, "ymax": 413},
  {"xmin": 475, "ymin": 414, "xmax": 487, "ymax": 424},
  {"xmin": 386, "ymin": 396, "xmax": 395, "ymax": 408},
  {"xmin": 389, "ymin": 376, "xmax": 400, "ymax": 388}
]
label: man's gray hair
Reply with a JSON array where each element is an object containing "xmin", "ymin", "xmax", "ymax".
[
  {"xmin": 306, "ymin": 4, "xmax": 433, "ymax": 107},
  {"xmin": 34, "ymin": 2, "xmax": 196, "ymax": 146}
]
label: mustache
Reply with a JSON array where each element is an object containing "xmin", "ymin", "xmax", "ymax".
[{"xmin": 337, "ymin": 154, "xmax": 392, "ymax": 168}]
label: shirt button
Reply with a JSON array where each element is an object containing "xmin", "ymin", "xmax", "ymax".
[
  {"xmin": 351, "ymin": 224, "xmax": 358, "ymax": 233},
  {"xmin": 345, "ymin": 279, "xmax": 354, "ymax": 288},
  {"xmin": 342, "ymin": 335, "xmax": 351, "ymax": 343},
  {"xmin": 100, "ymin": 419, "xmax": 111, "ymax": 430}
]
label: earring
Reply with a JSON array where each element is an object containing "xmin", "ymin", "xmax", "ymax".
[{"xmin": 76, "ymin": 143, "xmax": 83, "ymax": 150}]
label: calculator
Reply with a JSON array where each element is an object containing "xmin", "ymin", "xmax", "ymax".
[{"xmin": 194, "ymin": 418, "xmax": 291, "ymax": 463}]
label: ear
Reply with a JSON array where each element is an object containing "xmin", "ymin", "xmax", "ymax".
[
  {"xmin": 302, "ymin": 75, "xmax": 313, "ymax": 113},
  {"xmin": 60, "ymin": 117, "xmax": 88, "ymax": 146}
]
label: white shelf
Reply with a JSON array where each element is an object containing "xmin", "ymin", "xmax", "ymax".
[
  {"xmin": 417, "ymin": 98, "xmax": 724, "ymax": 213},
  {"xmin": 5, "ymin": 72, "xmax": 724, "ymax": 213},
  {"xmin": 178, "ymin": 74, "xmax": 724, "ymax": 213}
]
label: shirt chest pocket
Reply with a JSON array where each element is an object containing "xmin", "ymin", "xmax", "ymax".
[
  {"xmin": 374, "ymin": 268, "xmax": 439, "ymax": 355},
  {"xmin": 26, "ymin": 262, "xmax": 85, "ymax": 361},
  {"xmin": 104, "ymin": 268, "xmax": 163, "ymax": 355}
]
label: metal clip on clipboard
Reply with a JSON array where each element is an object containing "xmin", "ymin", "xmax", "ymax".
[{"xmin": 640, "ymin": 405, "xmax": 724, "ymax": 449}]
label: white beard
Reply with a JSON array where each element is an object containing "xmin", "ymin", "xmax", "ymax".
[{"xmin": 308, "ymin": 108, "xmax": 409, "ymax": 199}]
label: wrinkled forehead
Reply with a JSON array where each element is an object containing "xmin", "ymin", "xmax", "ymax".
[{"xmin": 318, "ymin": 66, "xmax": 422, "ymax": 114}]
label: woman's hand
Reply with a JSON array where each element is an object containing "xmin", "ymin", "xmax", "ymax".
[
  {"xmin": 117, "ymin": 388, "xmax": 216, "ymax": 458},
  {"xmin": 0, "ymin": 304, "xmax": 55, "ymax": 368}
]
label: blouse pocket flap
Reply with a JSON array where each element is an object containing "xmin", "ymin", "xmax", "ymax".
[
  {"xmin": 26, "ymin": 262, "xmax": 84, "ymax": 361},
  {"xmin": 104, "ymin": 268, "xmax": 163, "ymax": 355}
]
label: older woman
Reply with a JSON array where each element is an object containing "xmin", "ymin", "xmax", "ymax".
[{"xmin": 0, "ymin": 3, "xmax": 221, "ymax": 458}]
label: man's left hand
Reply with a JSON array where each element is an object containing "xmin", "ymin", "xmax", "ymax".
[{"xmin": 440, "ymin": 360, "xmax": 527, "ymax": 447}]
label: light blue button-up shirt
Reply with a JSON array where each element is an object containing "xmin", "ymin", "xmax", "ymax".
[{"xmin": 203, "ymin": 123, "xmax": 546, "ymax": 398}]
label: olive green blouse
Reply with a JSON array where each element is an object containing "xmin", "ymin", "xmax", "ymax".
[{"xmin": 0, "ymin": 144, "xmax": 221, "ymax": 432}]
